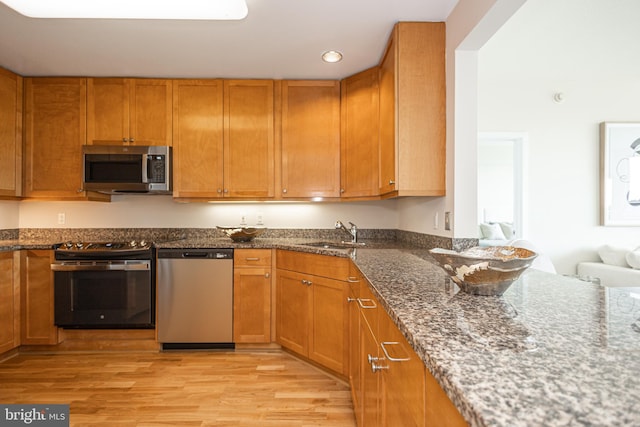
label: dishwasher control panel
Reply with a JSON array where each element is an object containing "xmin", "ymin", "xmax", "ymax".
[{"xmin": 157, "ymin": 248, "xmax": 234, "ymax": 259}]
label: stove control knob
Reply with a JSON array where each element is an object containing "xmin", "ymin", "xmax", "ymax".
[
  {"xmin": 75, "ymin": 242, "xmax": 83, "ymax": 249},
  {"xmin": 140, "ymin": 240, "xmax": 147, "ymax": 247},
  {"xmin": 130, "ymin": 240, "xmax": 137, "ymax": 247},
  {"xmin": 64, "ymin": 242, "xmax": 73, "ymax": 249}
]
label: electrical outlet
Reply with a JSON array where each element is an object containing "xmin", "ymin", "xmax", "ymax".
[
  {"xmin": 257, "ymin": 212, "xmax": 264, "ymax": 225},
  {"xmin": 57, "ymin": 213, "xmax": 66, "ymax": 225},
  {"xmin": 444, "ymin": 212, "xmax": 451, "ymax": 231},
  {"xmin": 433, "ymin": 212, "xmax": 438, "ymax": 229}
]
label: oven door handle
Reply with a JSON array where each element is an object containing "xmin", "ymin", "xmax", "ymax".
[{"xmin": 51, "ymin": 261, "xmax": 151, "ymax": 271}]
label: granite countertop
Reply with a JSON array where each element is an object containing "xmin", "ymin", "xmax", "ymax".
[{"xmin": 4, "ymin": 236, "xmax": 639, "ymax": 426}]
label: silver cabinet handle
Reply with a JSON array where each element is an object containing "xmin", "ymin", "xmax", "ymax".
[
  {"xmin": 347, "ymin": 276, "xmax": 359, "ymax": 283},
  {"xmin": 380, "ymin": 342, "xmax": 411, "ymax": 362},
  {"xmin": 340, "ymin": 188, "xmax": 345, "ymax": 193},
  {"xmin": 122, "ymin": 137, "xmax": 128, "ymax": 143},
  {"xmin": 367, "ymin": 354, "xmax": 388, "ymax": 373},
  {"xmin": 223, "ymin": 189, "xmax": 228, "ymax": 193},
  {"xmin": 130, "ymin": 138, "xmax": 135, "ymax": 143},
  {"xmin": 301, "ymin": 279, "xmax": 312, "ymax": 286},
  {"xmin": 347, "ymin": 297, "xmax": 356, "ymax": 303},
  {"xmin": 265, "ymin": 272, "xmax": 270, "ymax": 279},
  {"xmin": 389, "ymin": 180, "xmax": 395, "ymax": 185},
  {"xmin": 245, "ymin": 257, "xmax": 260, "ymax": 261},
  {"xmin": 283, "ymin": 188, "xmax": 288, "ymax": 194},
  {"xmin": 357, "ymin": 298, "xmax": 377, "ymax": 309},
  {"xmin": 217, "ymin": 189, "xmax": 223, "ymax": 193}
]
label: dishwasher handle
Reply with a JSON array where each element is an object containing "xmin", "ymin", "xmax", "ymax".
[{"xmin": 182, "ymin": 252, "xmax": 209, "ymax": 258}]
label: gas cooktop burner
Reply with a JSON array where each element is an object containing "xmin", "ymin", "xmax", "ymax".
[{"xmin": 57, "ymin": 241, "xmax": 151, "ymax": 251}]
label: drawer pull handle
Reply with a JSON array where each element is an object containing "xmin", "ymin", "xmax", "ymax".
[
  {"xmin": 347, "ymin": 276, "xmax": 359, "ymax": 283},
  {"xmin": 357, "ymin": 298, "xmax": 377, "ymax": 309},
  {"xmin": 265, "ymin": 273, "xmax": 270, "ymax": 279},
  {"xmin": 347, "ymin": 297, "xmax": 356, "ymax": 303},
  {"xmin": 245, "ymin": 257, "xmax": 260, "ymax": 261},
  {"xmin": 380, "ymin": 341, "xmax": 410, "ymax": 362}
]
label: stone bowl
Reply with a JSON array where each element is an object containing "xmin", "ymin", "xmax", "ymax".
[
  {"xmin": 217, "ymin": 226, "xmax": 266, "ymax": 242},
  {"xmin": 429, "ymin": 246, "xmax": 537, "ymax": 296}
]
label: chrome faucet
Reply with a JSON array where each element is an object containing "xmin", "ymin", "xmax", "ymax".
[{"xmin": 335, "ymin": 220, "xmax": 358, "ymax": 243}]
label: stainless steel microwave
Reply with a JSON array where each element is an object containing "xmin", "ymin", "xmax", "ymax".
[{"xmin": 83, "ymin": 145, "xmax": 172, "ymax": 194}]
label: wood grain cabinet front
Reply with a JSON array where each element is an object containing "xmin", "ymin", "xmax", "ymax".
[
  {"xmin": 276, "ymin": 250, "xmax": 349, "ymax": 375},
  {"xmin": 23, "ymin": 78, "xmax": 109, "ymax": 200},
  {"xmin": 279, "ymin": 80, "xmax": 341, "ymax": 199},
  {"xmin": 0, "ymin": 67, "xmax": 22, "ymax": 199},
  {"xmin": 233, "ymin": 249, "xmax": 273, "ymax": 343},
  {"xmin": 172, "ymin": 79, "xmax": 275, "ymax": 199},
  {"xmin": 378, "ymin": 22, "xmax": 446, "ymax": 197},
  {"xmin": 20, "ymin": 250, "xmax": 59, "ymax": 345},
  {"xmin": 87, "ymin": 78, "xmax": 172, "ymax": 146},
  {"xmin": 0, "ymin": 251, "xmax": 20, "ymax": 354}
]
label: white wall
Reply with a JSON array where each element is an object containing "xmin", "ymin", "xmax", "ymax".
[
  {"xmin": 478, "ymin": 0, "xmax": 640, "ymax": 274},
  {"xmin": 0, "ymin": 201, "xmax": 19, "ymax": 229},
  {"xmin": 17, "ymin": 196, "xmax": 398, "ymax": 230}
]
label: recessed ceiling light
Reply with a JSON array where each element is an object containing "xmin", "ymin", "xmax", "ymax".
[
  {"xmin": 322, "ymin": 51, "xmax": 343, "ymax": 63},
  {"xmin": 0, "ymin": 0, "xmax": 249, "ymax": 20}
]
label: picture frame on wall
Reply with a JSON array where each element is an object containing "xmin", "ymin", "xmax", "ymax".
[{"xmin": 601, "ymin": 122, "xmax": 640, "ymax": 226}]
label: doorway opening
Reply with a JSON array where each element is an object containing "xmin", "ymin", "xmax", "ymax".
[{"xmin": 477, "ymin": 132, "xmax": 526, "ymax": 244}]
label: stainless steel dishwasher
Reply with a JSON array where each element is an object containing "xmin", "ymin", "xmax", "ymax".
[{"xmin": 157, "ymin": 248, "xmax": 234, "ymax": 350}]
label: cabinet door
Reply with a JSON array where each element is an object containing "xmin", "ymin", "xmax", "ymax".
[
  {"xmin": 224, "ymin": 80, "xmax": 275, "ymax": 198},
  {"xmin": 276, "ymin": 269, "xmax": 310, "ymax": 355},
  {"xmin": 341, "ymin": 67, "xmax": 379, "ymax": 198},
  {"xmin": 361, "ymin": 316, "xmax": 381, "ymax": 427},
  {"xmin": 0, "ymin": 68, "xmax": 22, "ymax": 198},
  {"xmin": 309, "ymin": 275, "xmax": 348, "ymax": 375},
  {"xmin": 380, "ymin": 310, "xmax": 426, "ymax": 427},
  {"xmin": 87, "ymin": 78, "xmax": 130, "ymax": 145},
  {"xmin": 233, "ymin": 267, "xmax": 272, "ymax": 343},
  {"xmin": 425, "ymin": 367, "xmax": 468, "ymax": 427},
  {"xmin": 23, "ymin": 78, "xmax": 88, "ymax": 199},
  {"xmin": 172, "ymin": 79, "xmax": 224, "ymax": 198},
  {"xmin": 130, "ymin": 79, "xmax": 173, "ymax": 146},
  {"xmin": 280, "ymin": 80, "xmax": 340, "ymax": 198},
  {"xmin": 21, "ymin": 250, "xmax": 58, "ymax": 345},
  {"xmin": 348, "ymin": 274, "xmax": 362, "ymax": 424},
  {"xmin": 378, "ymin": 32, "xmax": 397, "ymax": 196},
  {"xmin": 0, "ymin": 251, "xmax": 20, "ymax": 354}
]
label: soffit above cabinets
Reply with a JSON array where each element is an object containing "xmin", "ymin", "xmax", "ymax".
[{"xmin": 0, "ymin": 0, "xmax": 457, "ymax": 80}]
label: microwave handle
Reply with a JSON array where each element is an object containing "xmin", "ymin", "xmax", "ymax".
[{"xmin": 141, "ymin": 154, "xmax": 150, "ymax": 183}]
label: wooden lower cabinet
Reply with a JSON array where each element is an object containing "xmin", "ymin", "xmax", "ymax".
[
  {"xmin": 233, "ymin": 249, "xmax": 272, "ymax": 343},
  {"xmin": 20, "ymin": 250, "xmax": 59, "ymax": 345},
  {"xmin": 0, "ymin": 251, "xmax": 20, "ymax": 353},
  {"xmin": 276, "ymin": 250, "xmax": 349, "ymax": 375},
  {"xmin": 351, "ymin": 269, "xmax": 467, "ymax": 427}
]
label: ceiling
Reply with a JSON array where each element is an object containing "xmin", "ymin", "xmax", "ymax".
[{"xmin": 0, "ymin": 0, "xmax": 458, "ymax": 80}]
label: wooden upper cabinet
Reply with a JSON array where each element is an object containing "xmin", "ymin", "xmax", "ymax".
[
  {"xmin": 0, "ymin": 68, "xmax": 22, "ymax": 198},
  {"xmin": 172, "ymin": 79, "xmax": 275, "ymax": 199},
  {"xmin": 224, "ymin": 80, "xmax": 275, "ymax": 198},
  {"xmin": 172, "ymin": 79, "xmax": 224, "ymax": 198},
  {"xmin": 87, "ymin": 78, "xmax": 172, "ymax": 146},
  {"xmin": 23, "ymin": 78, "xmax": 94, "ymax": 199},
  {"xmin": 341, "ymin": 67, "xmax": 379, "ymax": 199},
  {"xmin": 280, "ymin": 80, "xmax": 341, "ymax": 199},
  {"xmin": 379, "ymin": 22, "xmax": 446, "ymax": 196}
]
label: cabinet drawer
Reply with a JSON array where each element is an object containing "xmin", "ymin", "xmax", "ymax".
[
  {"xmin": 276, "ymin": 250, "xmax": 349, "ymax": 281},
  {"xmin": 234, "ymin": 249, "xmax": 272, "ymax": 267}
]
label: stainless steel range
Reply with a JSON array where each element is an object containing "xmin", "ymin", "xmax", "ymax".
[{"xmin": 51, "ymin": 240, "xmax": 155, "ymax": 329}]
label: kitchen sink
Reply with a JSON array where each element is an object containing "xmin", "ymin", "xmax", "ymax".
[{"xmin": 302, "ymin": 241, "xmax": 366, "ymax": 249}]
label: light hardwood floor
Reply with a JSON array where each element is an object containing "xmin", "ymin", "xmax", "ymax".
[{"xmin": 0, "ymin": 351, "xmax": 356, "ymax": 426}]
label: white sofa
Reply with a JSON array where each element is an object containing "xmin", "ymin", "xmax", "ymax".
[{"xmin": 576, "ymin": 245, "xmax": 640, "ymax": 287}]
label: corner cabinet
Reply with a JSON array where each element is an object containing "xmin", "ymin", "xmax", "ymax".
[
  {"xmin": 233, "ymin": 249, "xmax": 272, "ymax": 343},
  {"xmin": 0, "ymin": 251, "xmax": 20, "ymax": 354},
  {"xmin": 172, "ymin": 79, "xmax": 275, "ymax": 199},
  {"xmin": 87, "ymin": 78, "xmax": 172, "ymax": 146},
  {"xmin": 340, "ymin": 67, "xmax": 380, "ymax": 199},
  {"xmin": 379, "ymin": 22, "xmax": 446, "ymax": 196},
  {"xmin": 276, "ymin": 250, "xmax": 349, "ymax": 375},
  {"xmin": 20, "ymin": 250, "xmax": 59, "ymax": 345},
  {"xmin": 0, "ymin": 68, "xmax": 22, "ymax": 199},
  {"xmin": 279, "ymin": 81, "xmax": 341, "ymax": 199}
]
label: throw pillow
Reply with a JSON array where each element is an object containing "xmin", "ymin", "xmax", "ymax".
[
  {"xmin": 598, "ymin": 245, "xmax": 631, "ymax": 267},
  {"xmin": 499, "ymin": 222, "xmax": 514, "ymax": 239},
  {"xmin": 626, "ymin": 250, "xmax": 640, "ymax": 269},
  {"xmin": 479, "ymin": 223, "xmax": 506, "ymax": 240}
]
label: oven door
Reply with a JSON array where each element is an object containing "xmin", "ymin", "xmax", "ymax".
[{"xmin": 52, "ymin": 260, "xmax": 154, "ymax": 328}]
